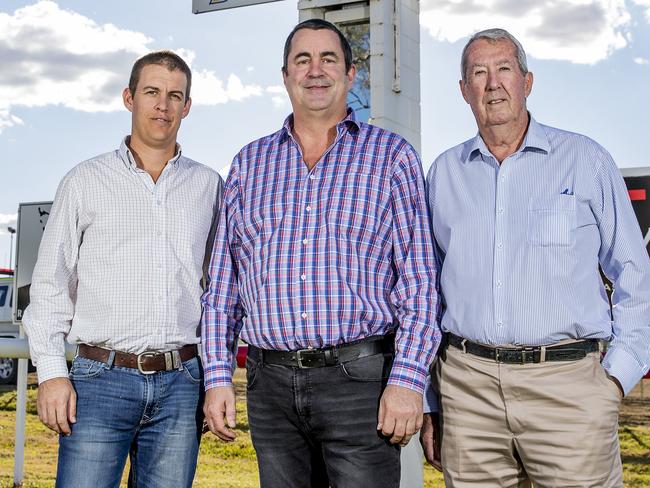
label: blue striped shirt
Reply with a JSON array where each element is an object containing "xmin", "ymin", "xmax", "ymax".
[
  {"xmin": 426, "ymin": 116, "xmax": 650, "ymax": 399},
  {"xmin": 202, "ymin": 111, "xmax": 441, "ymax": 393}
]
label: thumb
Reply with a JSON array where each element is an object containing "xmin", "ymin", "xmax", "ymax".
[
  {"xmin": 225, "ymin": 398, "xmax": 237, "ymax": 428},
  {"xmin": 68, "ymin": 391, "xmax": 77, "ymax": 424},
  {"xmin": 376, "ymin": 400, "xmax": 385, "ymax": 430}
]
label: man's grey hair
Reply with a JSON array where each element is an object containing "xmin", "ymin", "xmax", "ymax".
[{"xmin": 460, "ymin": 28, "xmax": 528, "ymax": 82}]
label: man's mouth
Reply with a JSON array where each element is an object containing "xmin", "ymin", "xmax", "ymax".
[{"xmin": 487, "ymin": 99, "xmax": 505, "ymax": 105}]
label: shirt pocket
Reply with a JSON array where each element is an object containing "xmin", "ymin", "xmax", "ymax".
[{"xmin": 527, "ymin": 194, "xmax": 576, "ymax": 247}]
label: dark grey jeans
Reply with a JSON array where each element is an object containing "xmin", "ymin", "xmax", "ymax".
[{"xmin": 246, "ymin": 346, "xmax": 400, "ymax": 488}]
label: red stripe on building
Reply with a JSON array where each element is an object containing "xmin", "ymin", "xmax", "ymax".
[{"xmin": 628, "ymin": 189, "xmax": 646, "ymax": 201}]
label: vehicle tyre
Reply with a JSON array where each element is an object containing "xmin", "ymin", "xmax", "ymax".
[{"xmin": 0, "ymin": 357, "xmax": 18, "ymax": 384}]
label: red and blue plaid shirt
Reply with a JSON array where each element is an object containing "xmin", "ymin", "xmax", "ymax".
[{"xmin": 201, "ymin": 111, "xmax": 441, "ymax": 394}]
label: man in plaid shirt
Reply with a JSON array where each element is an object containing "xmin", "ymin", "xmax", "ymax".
[{"xmin": 201, "ymin": 19, "xmax": 440, "ymax": 487}]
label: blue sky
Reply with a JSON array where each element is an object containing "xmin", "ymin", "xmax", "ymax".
[{"xmin": 1, "ymin": 0, "xmax": 649, "ymax": 267}]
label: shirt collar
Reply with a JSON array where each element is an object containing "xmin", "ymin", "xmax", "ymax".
[
  {"xmin": 279, "ymin": 107, "xmax": 361, "ymax": 141},
  {"xmin": 119, "ymin": 136, "xmax": 183, "ymax": 171},
  {"xmin": 464, "ymin": 113, "xmax": 550, "ymax": 163}
]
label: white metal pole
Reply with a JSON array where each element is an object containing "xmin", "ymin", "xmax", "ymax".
[{"xmin": 13, "ymin": 327, "xmax": 28, "ymax": 487}]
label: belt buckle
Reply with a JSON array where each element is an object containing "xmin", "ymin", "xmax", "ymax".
[
  {"xmin": 521, "ymin": 347, "xmax": 536, "ymax": 364},
  {"xmin": 137, "ymin": 351, "xmax": 159, "ymax": 375},
  {"xmin": 296, "ymin": 347, "xmax": 315, "ymax": 369}
]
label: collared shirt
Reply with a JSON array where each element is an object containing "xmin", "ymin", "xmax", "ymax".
[
  {"xmin": 201, "ymin": 111, "xmax": 440, "ymax": 393},
  {"xmin": 23, "ymin": 138, "xmax": 223, "ymax": 384},
  {"xmin": 426, "ymin": 115, "xmax": 650, "ymax": 398}
]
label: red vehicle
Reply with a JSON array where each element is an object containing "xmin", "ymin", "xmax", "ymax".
[{"xmin": 236, "ymin": 344, "xmax": 248, "ymax": 369}]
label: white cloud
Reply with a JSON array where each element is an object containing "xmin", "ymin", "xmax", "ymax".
[
  {"xmin": 266, "ymin": 85, "xmax": 289, "ymax": 109},
  {"xmin": 0, "ymin": 1, "xmax": 275, "ymax": 133},
  {"xmin": 0, "ymin": 214, "xmax": 18, "ymax": 231},
  {"xmin": 420, "ymin": 0, "xmax": 632, "ymax": 66},
  {"xmin": 634, "ymin": 56, "xmax": 650, "ymax": 64}
]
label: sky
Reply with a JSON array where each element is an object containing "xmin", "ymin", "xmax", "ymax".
[{"xmin": 1, "ymin": 0, "xmax": 649, "ymax": 268}]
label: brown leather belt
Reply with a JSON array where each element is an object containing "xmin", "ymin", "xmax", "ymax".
[{"xmin": 77, "ymin": 344, "xmax": 198, "ymax": 374}]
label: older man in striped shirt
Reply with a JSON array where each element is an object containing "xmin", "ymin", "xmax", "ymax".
[
  {"xmin": 201, "ymin": 19, "xmax": 440, "ymax": 488},
  {"xmin": 421, "ymin": 28, "xmax": 650, "ymax": 487}
]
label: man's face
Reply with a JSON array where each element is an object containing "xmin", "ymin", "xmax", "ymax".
[
  {"xmin": 283, "ymin": 28, "xmax": 355, "ymax": 118},
  {"xmin": 460, "ymin": 38, "xmax": 533, "ymax": 133},
  {"xmin": 123, "ymin": 64, "xmax": 191, "ymax": 150}
]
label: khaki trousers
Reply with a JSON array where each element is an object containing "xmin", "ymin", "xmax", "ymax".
[{"xmin": 435, "ymin": 345, "xmax": 623, "ymax": 488}]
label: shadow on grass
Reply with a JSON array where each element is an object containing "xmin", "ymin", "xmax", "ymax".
[{"xmin": 622, "ymin": 454, "xmax": 650, "ymax": 465}]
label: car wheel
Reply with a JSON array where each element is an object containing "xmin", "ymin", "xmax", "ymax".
[{"xmin": 0, "ymin": 357, "xmax": 18, "ymax": 384}]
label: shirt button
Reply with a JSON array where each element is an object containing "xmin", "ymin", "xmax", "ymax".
[
  {"xmin": 306, "ymin": 205, "xmax": 311, "ymax": 212},
  {"xmin": 497, "ymin": 243, "xmax": 503, "ymax": 249},
  {"xmin": 156, "ymin": 200, "xmax": 162, "ymax": 206},
  {"xmin": 301, "ymin": 312, "xmax": 308, "ymax": 319},
  {"xmin": 309, "ymin": 174, "xmax": 316, "ymax": 180},
  {"xmin": 302, "ymin": 238, "xmax": 308, "ymax": 245},
  {"xmin": 496, "ymin": 280, "xmax": 502, "ymax": 287},
  {"xmin": 496, "ymin": 321, "xmax": 503, "ymax": 327},
  {"xmin": 300, "ymin": 274, "xmax": 306, "ymax": 281},
  {"xmin": 498, "ymin": 208, "xmax": 504, "ymax": 214}
]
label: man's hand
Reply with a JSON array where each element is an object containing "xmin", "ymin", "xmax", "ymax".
[
  {"xmin": 420, "ymin": 412, "xmax": 442, "ymax": 471},
  {"xmin": 609, "ymin": 375, "xmax": 624, "ymax": 398},
  {"xmin": 37, "ymin": 377, "xmax": 77, "ymax": 435},
  {"xmin": 377, "ymin": 384, "xmax": 423, "ymax": 446},
  {"xmin": 203, "ymin": 385, "xmax": 237, "ymax": 442}
]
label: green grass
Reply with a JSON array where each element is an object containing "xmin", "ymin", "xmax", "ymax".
[{"xmin": 0, "ymin": 374, "xmax": 647, "ymax": 487}]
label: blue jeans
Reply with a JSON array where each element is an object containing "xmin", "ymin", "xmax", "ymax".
[
  {"xmin": 246, "ymin": 346, "xmax": 400, "ymax": 488},
  {"xmin": 56, "ymin": 355, "xmax": 204, "ymax": 488}
]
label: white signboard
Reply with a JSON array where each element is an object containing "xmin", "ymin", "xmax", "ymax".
[
  {"xmin": 14, "ymin": 202, "xmax": 52, "ymax": 322},
  {"xmin": 192, "ymin": 0, "xmax": 283, "ymax": 14}
]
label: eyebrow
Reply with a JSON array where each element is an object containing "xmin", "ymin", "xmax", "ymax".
[
  {"xmin": 293, "ymin": 50, "xmax": 340, "ymax": 61},
  {"xmin": 141, "ymin": 85, "xmax": 185, "ymax": 97}
]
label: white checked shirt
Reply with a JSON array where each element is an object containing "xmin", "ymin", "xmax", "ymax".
[{"xmin": 23, "ymin": 138, "xmax": 223, "ymax": 384}]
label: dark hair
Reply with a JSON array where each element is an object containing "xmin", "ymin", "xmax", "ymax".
[
  {"xmin": 282, "ymin": 19, "xmax": 353, "ymax": 74},
  {"xmin": 129, "ymin": 50, "xmax": 192, "ymax": 102},
  {"xmin": 460, "ymin": 28, "xmax": 528, "ymax": 82}
]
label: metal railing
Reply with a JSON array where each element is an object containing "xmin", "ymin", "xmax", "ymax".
[{"xmin": 0, "ymin": 337, "xmax": 75, "ymax": 487}]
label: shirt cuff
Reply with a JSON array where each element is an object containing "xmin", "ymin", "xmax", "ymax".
[
  {"xmin": 203, "ymin": 360, "xmax": 234, "ymax": 390},
  {"xmin": 387, "ymin": 356, "xmax": 429, "ymax": 395},
  {"xmin": 35, "ymin": 355, "xmax": 70, "ymax": 384},
  {"xmin": 423, "ymin": 374, "xmax": 439, "ymax": 413},
  {"xmin": 602, "ymin": 346, "xmax": 649, "ymax": 396}
]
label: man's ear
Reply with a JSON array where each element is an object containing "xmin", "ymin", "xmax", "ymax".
[
  {"xmin": 459, "ymin": 79, "xmax": 470, "ymax": 105},
  {"xmin": 181, "ymin": 97, "xmax": 192, "ymax": 119},
  {"xmin": 123, "ymin": 87, "xmax": 134, "ymax": 113}
]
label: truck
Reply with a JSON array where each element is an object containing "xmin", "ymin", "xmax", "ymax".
[
  {"xmin": 0, "ymin": 202, "xmax": 52, "ymax": 384},
  {"xmin": 0, "ymin": 269, "xmax": 18, "ymax": 383}
]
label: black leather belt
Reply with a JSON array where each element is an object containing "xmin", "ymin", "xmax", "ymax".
[
  {"xmin": 248, "ymin": 335, "xmax": 394, "ymax": 369},
  {"xmin": 446, "ymin": 333, "xmax": 599, "ymax": 364}
]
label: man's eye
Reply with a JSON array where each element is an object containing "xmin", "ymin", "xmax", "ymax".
[
  {"xmin": 499, "ymin": 66, "xmax": 511, "ymax": 71},
  {"xmin": 297, "ymin": 58, "xmax": 309, "ymax": 65},
  {"xmin": 322, "ymin": 58, "xmax": 335, "ymax": 63}
]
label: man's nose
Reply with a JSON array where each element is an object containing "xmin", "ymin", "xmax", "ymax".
[{"xmin": 307, "ymin": 59, "xmax": 325, "ymax": 77}]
